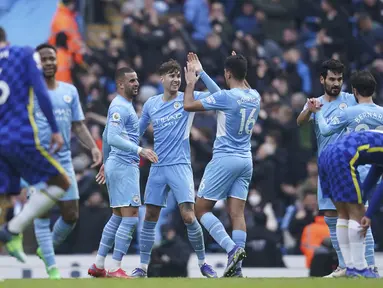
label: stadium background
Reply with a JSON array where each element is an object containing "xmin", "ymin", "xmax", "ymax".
[{"xmin": 0, "ymin": 0, "xmax": 383, "ymax": 277}]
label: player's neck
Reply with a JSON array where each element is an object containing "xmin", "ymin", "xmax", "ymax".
[
  {"xmin": 229, "ymin": 80, "xmax": 247, "ymax": 90},
  {"xmin": 324, "ymin": 94, "xmax": 337, "ymax": 102},
  {"xmin": 358, "ymin": 97, "xmax": 373, "ymax": 104},
  {"xmin": 163, "ymin": 90, "xmax": 178, "ymax": 101},
  {"xmin": 121, "ymin": 94, "xmax": 133, "ymax": 102},
  {"xmin": 0, "ymin": 42, "xmax": 8, "ymax": 49},
  {"xmin": 45, "ymin": 77, "xmax": 57, "ymax": 90}
]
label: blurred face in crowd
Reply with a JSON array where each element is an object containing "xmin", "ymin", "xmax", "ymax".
[
  {"xmin": 364, "ymin": 0, "xmax": 376, "ymax": 7},
  {"xmin": 39, "ymin": 47, "xmax": 57, "ymax": 78},
  {"xmin": 211, "ymin": 3, "xmax": 225, "ymax": 20},
  {"xmin": 162, "ymin": 70, "xmax": 181, "ymax": 93},
  {"xmin": 118, "ymin": 72, "xmax": 139, "ymax": 98},
  {"xmin": 242, "ymin": 2, "xmax": 254, "ymax": 16},
  {"xmin": 303, "ymin": 193, "xmax": 318, "ymax": 212},
  {"xmin": 320, "ymin": 70, "xmax": 343, "ymax": 97}
]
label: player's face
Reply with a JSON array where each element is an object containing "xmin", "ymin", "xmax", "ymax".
[
  {"xmin": 39, "ymin": 48, "xmax": 57, "ymax": 78},
  {"xmin": 162, "ymin": 71, "xmax": 181, "ymax": 93},
  {"xmin": 320, "ymin": 70, "xmax": 343, "ymax": 97},
  {"xmin": 122, "ymin": 72, "xmax": 139, "ymax": 97}
]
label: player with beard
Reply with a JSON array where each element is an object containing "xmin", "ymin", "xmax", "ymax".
[
  {"xmin": 297, "ymin": 60, "xmax": 377, "ymax": 277},
  {"xmin": 30, "ymin": 43, "xmax": 103, "ymax": 279},
  {"xmin": 88, "ymin": 67, "xmax": 158, "ymax": 278}
]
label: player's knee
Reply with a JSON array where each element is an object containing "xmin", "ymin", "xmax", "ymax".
[
  {"xmin": 145, "ymin": 205, "xmax": 161, "ymax": 222},
  {"xmin": 62, "ymin": 208, "xmax": 79, "ymax": 224},
  {"xmin": 181, "ymin": 212, "xmax": 195, "ymax": 225}
]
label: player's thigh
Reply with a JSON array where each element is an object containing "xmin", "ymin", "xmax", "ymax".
[
  {"xmin": 8, "ymin": 145, "xmax": 68, "ymax": 188},
  {"xmin": 331, "ymin": 159, "xmax": 363, "ymax": 205},
  {"xmin": 317, "ymin": 154, "xmax": 336, "ymax": 211},
  {"xmin": 59, "ymin": 166, "xmax": 79, "ymax": 202},
  {"xmin": 105, "ymin": 159, "xmax": 141, "ymax": 208},
  {"xmin": 144, "ymin": 166, "xmax": 169, "ymax": 207},
  {"xmin": 228, "ymin": 158, "xmax": 253, "ymax": 201},
  {"xmin": 197, "ymin": 157, "xmax": 238, "ymax": 201},
  {"xmin": 167, "ymin": 164, "xmax": 195, "ymax": 205},
  {"xmin": 0, "ymin": 156, "xmax": 21, "ymax": 195}
]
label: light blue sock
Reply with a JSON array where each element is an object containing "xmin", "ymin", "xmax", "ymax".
[
  {"xmin": 325, "ymin": 216, "xmax": 346, "ymax": 269},
  {"xmin": 34, "ymin": 218, "xmax": 56, "ymax": 268},
  {"xmin": 97, "ymin": 214, "xmax": 122, "ymax": 257},
  {"xmin": 186, "ymin": 219, "xmax": 205, "ymax": 265},
  {"xmin": 232, "ymin": 230, "xmax": 246, "ymax": 269},
  {"xmin": 140, "ymin": 221, "xmax": 156, "ymax": 267},
  {"xmin": 365, "ymin": 227, "xmax": 375, "ymax": 266},
  {"xmin": 112, "ymin": 217, "xmax": 138, "ymax": 261},
  {"xmin": 52, "ymin": 217, "xmax": 76, "ymax": 249},
  {"xmin": 200, "ymin": 212, "xmax": 236, "ymax": 253}
]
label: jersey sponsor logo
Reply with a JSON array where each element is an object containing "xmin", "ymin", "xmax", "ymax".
[
  {"xmin": 338, "ymin": 103, "xmax": 348, "ymax": 110},
  {"xmin": 63, "ymin": 95, "xmax": 73, "ymax": 103},
  {"xmin": 331, "ymin": 116, "xmax": 340, "ymax": 125},
  {"xmin": 174, "ymin": 101, "xmax": 181, "ymax": 109},
  {"xmin": 153, "ymin": 112, "xmax": 182, "ymax": 128}
]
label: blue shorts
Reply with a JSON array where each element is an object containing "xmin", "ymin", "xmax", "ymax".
[
  {"xmin": 145, "ymin": 164, "xmax": 194, "ymax": 207},
  {"xmin": 0, "ymin": 144, "xmax": 65, "ymax": 195},
  {"xmin": 25, "ymin": 164, "xmax": 79, "ymax": 201},
  {"xmin": 197, "ymin": 156, "xmax": 252, "ymax": 201},
  {"xmin": 319, "ymin": 147, "xmax": 364, "ymax": 204},
  {"xmin": 317, "ymin": 176, "xmax": 336, "ymax": 211},
  {"xmin": 105, "ymin": 159, "xmax": 140, "ymax": 208}
]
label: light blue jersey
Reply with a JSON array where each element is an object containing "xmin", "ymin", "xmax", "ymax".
[
  {"xmin": 198, "ymin": 88, "xmax": 260, "ymax": 201},
  {"xmin": 301, "ymin": 91, "xmax": 357, "ymax": 210},
  {"xmin": 140, "ymin": 91, "xmax": 217, "ymax": 207},
  {"xmin": 104, "ymin": 95, "xmax": 140, "ymax": 166},
  {"xmin": 317, "ymin": 102, "xmax": 383, "ymax": 184},
  {"xmin": 34, "ymin": 81, "xmax": 84, "ymax": 165},
  {"xmin": 200, "ymin": 89, "xmax": 261, "ymax": 158},
  {"xmin": 33, "ymin": 81, "xmax": 84, "ymax": 201},
  {"xmin": 104, "ymin": 94, "xmax": 141, "ymax": 207},
  {"xmin": 306, "ymin": 92, "xmax": 357, "ymax": 156},
  {"xmin": 139, "ymin": 91, "xmax": 209, "ymax": 166}
]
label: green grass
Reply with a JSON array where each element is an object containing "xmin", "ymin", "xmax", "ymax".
[{"xmin": 2, "ymin": 278, "xmax": 383, "ymax": 288}]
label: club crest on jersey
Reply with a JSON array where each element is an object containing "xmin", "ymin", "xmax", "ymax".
[
  {"xmin": 174, "ymin": 101, "xmax": 181, "ymax": 109},
  {"xmin": 63, "ymin": 95, "xmax": 73, "ymax": 103},
  {"xmin": 338, "ymin": 103, "xmax": 347, "ymax": 110},
  {"xmin": 133, "ymin": 195, "xmax": 140, "ymax": 204}
]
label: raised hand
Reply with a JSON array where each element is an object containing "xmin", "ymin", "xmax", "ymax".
[
  {"xmin": 184, "ymin": 61, "xmax": 200, "ymax": 86},
  {"xmin": 187, "ymin": 52, "xmax": 203, "ymax": 74}
]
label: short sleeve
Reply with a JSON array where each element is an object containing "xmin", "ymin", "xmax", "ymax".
[{"xmin": 200, "ymin": 90, "xmax": 230, "ymax": 111}]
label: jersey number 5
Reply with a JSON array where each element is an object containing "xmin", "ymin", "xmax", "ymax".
[
  {"xmin": 238, "ymin": 108, "xmax": 257, "ymax": 135},
  {"xmin": 0, "ymin": 80, "xmax": 10, "ymax": 105}
]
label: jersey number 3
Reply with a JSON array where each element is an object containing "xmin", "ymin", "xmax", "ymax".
[
  {"xmin": 0, "ymin": 80, "xmax": 10, "ymax": 105},
  {"xmin": 238, "ymin": 108, "xmax": 257, "ymax": 135}
]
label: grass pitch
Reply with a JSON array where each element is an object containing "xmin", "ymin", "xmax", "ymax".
[{"xmin": 2, "ymin": 278, "xmax": 383, "ymax": 288}]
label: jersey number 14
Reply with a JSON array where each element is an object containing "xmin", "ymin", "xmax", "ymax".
[{"xmin": 238, "ymin": 108, "xmax": 257, "ymax": 135}]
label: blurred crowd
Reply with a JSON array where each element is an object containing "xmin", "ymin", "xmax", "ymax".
[{"xmin": 8, "ymin": 0, "xmax": 383, "ymax": 267}]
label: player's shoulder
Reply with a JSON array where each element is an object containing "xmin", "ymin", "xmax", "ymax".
[
  {"xmin": 144, "ymin": 93, "xmax": 162, "ymax": 107},
  {"xmin": 339, "ymin": 92, "xmax": 356, "ymax": 104},
  {"xmin": 57, "ymin": 81, "xmax": 79, "ymax": 95}
]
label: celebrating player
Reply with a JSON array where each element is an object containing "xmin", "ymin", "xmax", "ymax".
[
  {"xmin": 183, "ymin": 54, "xmax": 261, "ymax": 277},
  {"xmin": 311, "ymin": 70, "xmax": 381, "ymax": 276},
  {"xmin": 0, "ymin": 27, "xmax": 70, "ymax": 262},
  {"xmin": 27, "ymin": 43, "xmax": 102, "ymax": 279},
  {"xmin": 318, "ymin": 129, "xmax": 383, "ymax": 278},
  {"xmin": 296, "ymin": 60, "xmax": 376, "ymax": 277},
  {"xmin": 88, "ymin": 67, "xmax": 158, "ymax": 278},
  {"xmin": 130, "ymin": 57, "xmax": 220, "ymax": 278}
]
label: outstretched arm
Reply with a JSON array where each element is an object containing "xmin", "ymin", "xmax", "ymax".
[{"xmin": 316, "ymin": 110, "xmax": 348, "ymax": 136}]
